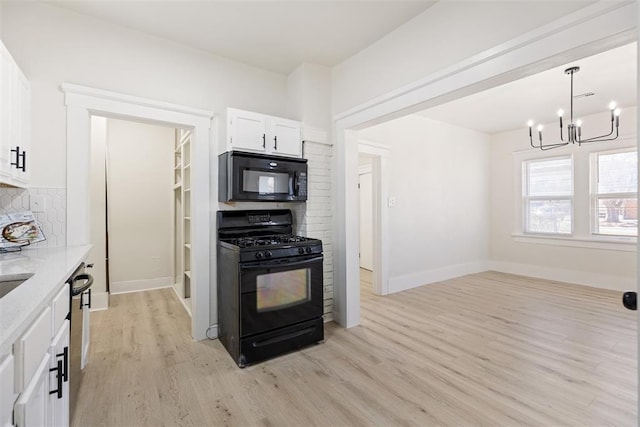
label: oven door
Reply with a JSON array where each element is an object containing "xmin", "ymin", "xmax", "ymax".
[{"xmin": 239, "ymin": 254, "xmax": 323, "ymax": 337}]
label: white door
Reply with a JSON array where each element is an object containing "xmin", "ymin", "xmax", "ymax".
[{"xmin": 359, "ymin": 172, "xmax": 373, "ymax": 271}]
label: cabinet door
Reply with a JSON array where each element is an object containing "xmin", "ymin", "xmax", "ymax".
[
  {"xmin": 14, "ymin": 307, "xmax": 52, "ymax": 393},
  {"xmin": 14, "ymin": 354, "xmax": 51, "ymax": 427},
  {"xmin": 49, "ymin": 321, "xmax": 69, "ymax": 427},
  {"xmin": 0, "ymin": 353, "xmax": 15, "ymax": 427},
  {"xmin": 269, "ymin": 118, "xmax": 301, "ymax": 157},
  {"xmin": 11, "ymin": 71, "xmax": 30, "ymax": 185},
  {"xmin": 0, "ymin": 44, "xmax": 15, "ymax": 179},
  {"xmin": 228, "ymin": 109, "xmax": 267, "ymax": 153},
  {"xmin": 80, "ymin": 292, "xmax": 90, "ymax": 370}
]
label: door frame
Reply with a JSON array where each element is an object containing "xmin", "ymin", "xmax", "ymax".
[
  {"xmin": 62, "ymin": 83, "xmax": 214, "ymax": 340},
  {"xmin": 331, "ymin": 1, "xmax": 638, "ymax": 328},
  {"xmin": 358, "ymin": 140, "xmax": 390, "ymax": 296}
]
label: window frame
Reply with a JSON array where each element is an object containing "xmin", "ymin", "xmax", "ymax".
[
  {"xmin": 522, "ymin": 155, "xmax": 574, "ymax": 236},
  {"xmin": 512, "ymin": 137, "xmax": 637, "ymax": 252},
  {"xmin": 589, "ymin": 147, "xmax": 638, "ymax": 238}
]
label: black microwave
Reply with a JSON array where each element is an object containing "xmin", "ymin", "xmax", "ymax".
[{"xmin": 218, "ymin": 151, "xmax": 308, "ymax": 202}]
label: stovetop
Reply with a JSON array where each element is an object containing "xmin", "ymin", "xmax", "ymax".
[
  {"xmin": 217, "ymin": 209, "xmax": 323, "ymax": 261},
  {"xmin": 221, "ymin": 234, "xmax": 318, "ymax": 249}
]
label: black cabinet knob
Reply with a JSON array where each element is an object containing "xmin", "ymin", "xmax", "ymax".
[{"xmin": 622, "ymin": 291, "xmax": 636, "ymax": 311}]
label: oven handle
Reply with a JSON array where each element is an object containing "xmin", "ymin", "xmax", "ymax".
[
  {"xmin": 240, "ymin": 255, "xmax": 323, "ymax": 270},
  {"xmin": 252, "ymin": 326, "xmax": 316, "ymax": 348}
]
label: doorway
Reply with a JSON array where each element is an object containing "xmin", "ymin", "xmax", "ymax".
[
  {"xmin": 63, "ymin": 83, "xmax": 214, "ymax": 340},
  {"xmin": 359, "ymin": 159, "xmax": 373, "ymax": 272},
  {"xmin": 90, "ymin": 117, "xmax": 179, "ymax": 302},
  {"xmin": 331, "ymin": 4, "xmax": 636, "ymax": 329}
]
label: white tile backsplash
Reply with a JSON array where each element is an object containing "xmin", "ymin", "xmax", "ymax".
[{"xmin": 0, "ymin": 187, "xmax": 66, "ymax": 248}]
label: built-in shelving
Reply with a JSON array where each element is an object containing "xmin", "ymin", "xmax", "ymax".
[{"xmin": 173, "ymin": 128, "xmax": 192, "ymax": 312}]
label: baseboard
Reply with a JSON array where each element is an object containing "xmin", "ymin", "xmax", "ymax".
[
  {"xmin": 110, "ymin": 277, "xmax": 172, "ymax": 295},
  {"xmin": 489, "ymin": 261, "xmax": 635, "ymax": 292},
  {"xmin": 170, "ymin": 285, "xmax": 192, "ymax": 317},
  {"xmin": 88, "ymin": 291, "xmax": 109, "ymax": 311},
  {"xmin": 389, "ymin": 261, "xmax": 490, "ymax": 293}
]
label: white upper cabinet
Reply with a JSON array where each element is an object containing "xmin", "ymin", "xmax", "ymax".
[
  {"xmin": 0, "ymin": 40, "xmax": 31, "ymax": 188},
  {"xmin": 224, "ymin": 108, "xmax": 302, "ymax": 158}
]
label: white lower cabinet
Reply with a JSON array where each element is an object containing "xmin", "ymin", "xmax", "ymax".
[
  {"xmin": 0, "ymin": 353, "xmax": 15, "ymax": 427},
  {"xmin": 10, "ymin": 283, "xmax": 72, "ymax": 427},
  {"xmin": 13, "ymin": 354, "xmax": 51, "ymax": 427},
  {"xmin": 49, "ymin": 321, "xmax": 69, "ymax": 427}
]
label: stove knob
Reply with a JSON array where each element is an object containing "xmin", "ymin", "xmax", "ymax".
[
  {"xmin": 255, "ymin": 252, "xmax": 264, "ymax": 259},
  {"xmin": 306, "ymin": 247, "xmax": 313, "ymax": 254},
  {"xmin": 298, "ymin": 247, "xmax": 305, "ymax": 255},
  {"xmin": 265, "ymin": 251, "xmax": 273, "ymax": 258}
]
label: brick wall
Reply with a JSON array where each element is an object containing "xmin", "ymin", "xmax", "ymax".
[{"xmin": 296, "ymin": 140, "xmax": 334, "ymax": 321}]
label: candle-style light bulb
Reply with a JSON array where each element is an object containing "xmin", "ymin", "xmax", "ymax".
[
  {"xmin": 557, "ymin": 109, "xmax": 564, "ymax": 128},
  {"xmin": 609, "ymin": 101, "xmax": 617, "ymax": 110},
  {"xmin": 537, "ymin": 124, "xmax": 543, "ymax": 141},
  {"xmin": 527, "ymin": 120, "xmax": 534, "ymax": 128},
  {"xmin": 576, "ymin": 120, "xmax": 582, "ymax": 138}
]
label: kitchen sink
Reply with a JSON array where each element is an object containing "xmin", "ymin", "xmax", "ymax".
[{"xmin": 0, "ymin": 273, "xmax": 34, "ymax": 299}]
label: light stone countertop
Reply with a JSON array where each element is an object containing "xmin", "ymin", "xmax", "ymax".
[{"xmin": 0, "ymin": 245, "xmax": 92, "ymax": 355}]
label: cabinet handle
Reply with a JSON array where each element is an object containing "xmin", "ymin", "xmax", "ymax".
[
  {"xmin": 80, "ymin": 288, "xmax": 92, "ymax": 310},
  {"xmin": 49, "ymin": 359, "xmax": 64, "ymax": 399},
  {"xmin": 10, "ymin": 146, "xmax": 20, "ymax": 169},
  {"xmin": 274, "ymin": 136, "xmax": 278, "ymax": 150},
  {"xmin": 56, "ymin": 346, "xmax": 69, "ymax": 382},
  {"xmin": 18, "ymin": 150, "xmax": 26, "ymax": 172},
  {"xmin": 262, "ymin": 133, "xmax": 266, "ymax": 148},
  {"xmin": 9, "ymin": 147, "xmax": 26, "ymax": 172}
]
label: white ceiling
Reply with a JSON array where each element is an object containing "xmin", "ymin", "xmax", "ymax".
[
  {"xmin": 417, "ymin": 43, "xmax": 638, "ymax": 134},
  {"xmin": 45, "ymin": 0, "xmax": 436, "ymax": 74}
]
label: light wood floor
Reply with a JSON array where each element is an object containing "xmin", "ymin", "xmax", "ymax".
[{"xmin": 72, "ymin": 271, "xmax": 637, "ymax": 426}]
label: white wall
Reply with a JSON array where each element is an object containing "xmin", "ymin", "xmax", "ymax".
[
  {"xmin": 358, "ymin": 114, "xmax": 490, "ymax": 292},
  {"xmin": 287, "ymin": 63, "xmax": 333, "ymax": 134},
  {"xmin": 1, "ymin": 1, "xmax": 292, "ymax": 188},
  {"xmin": 490, "ymin": 107, "xmax": 638, "ymax": 291},
  {"xmin": 331, "ymin": 1, "xmax": 590, "ymax": 115},
  {"xmin": 106, "ymin": 118, "xmax": 174, "ymax": 294}
]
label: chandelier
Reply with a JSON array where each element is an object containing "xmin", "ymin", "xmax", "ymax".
[{"xmin": 527, "ymin": 66, "xmax": 621, "ymax": 151}]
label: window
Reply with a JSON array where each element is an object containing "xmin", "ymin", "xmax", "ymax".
[
  {"xmin": 592, "ymin": 150, "xmax": 637, "ymax": 237},
  {"xmin": 523, "ymin": 156, "xmax": 573, "ymax": 235}
]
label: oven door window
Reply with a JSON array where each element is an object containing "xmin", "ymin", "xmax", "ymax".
[
  {"xmin": 256, "ymin": 268, "xmax": 310, "ymax": 312},
  {"xmin": 243, "ymin": 170, "xmax": 290, "ymax": 195}
]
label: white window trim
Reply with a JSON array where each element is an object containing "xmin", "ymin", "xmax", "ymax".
[
  {"xmin": 522, "ymin": 155, "xmax": 573, "ymax": 236},
  {"xmin": 589, "ymin": 147, "xmax": 638, "ymax": 237},
  {"xmin": 513, "ymin": 135, "xmax": 637, "ymax": 251}
]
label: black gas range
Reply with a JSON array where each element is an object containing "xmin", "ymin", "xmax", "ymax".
[{"xmin": 217, "ymin": 209, "xmax": 324, "ymax": 367}]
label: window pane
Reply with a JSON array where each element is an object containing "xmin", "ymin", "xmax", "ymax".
[
  {"xmin": 527, "ymin": 158, "xmax": 572, "ymax": 196},
  {"xmin": 598, "ymin": 151, "xmax": 637, "ymax": 194},
  {"xmin": 596, "ymin": 196, "xmax": 638, "ymax": 236},
  {"xmin": 527, "ymin": 199, "xmax": 572, "ymax": 234}
]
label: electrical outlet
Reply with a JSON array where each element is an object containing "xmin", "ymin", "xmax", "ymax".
[
  {"xmin": 30, "ymin": 195, "xmax": 46, "ymax": 212},
  {"xmin": 388, "ymin": 196, "xmax": 397, "ymax": 207}
]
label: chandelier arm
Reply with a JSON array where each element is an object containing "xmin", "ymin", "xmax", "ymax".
[
  {"xmin": 536, "ymin": 139, "xmax": 570, "ymax": 150},
  {"xmin": 578, "ymin": 130, "xmax": 620, "ymax": 146},
  {"xmin": 577, "ymin": 122, "xmax": 617, "ymax": 143}
]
